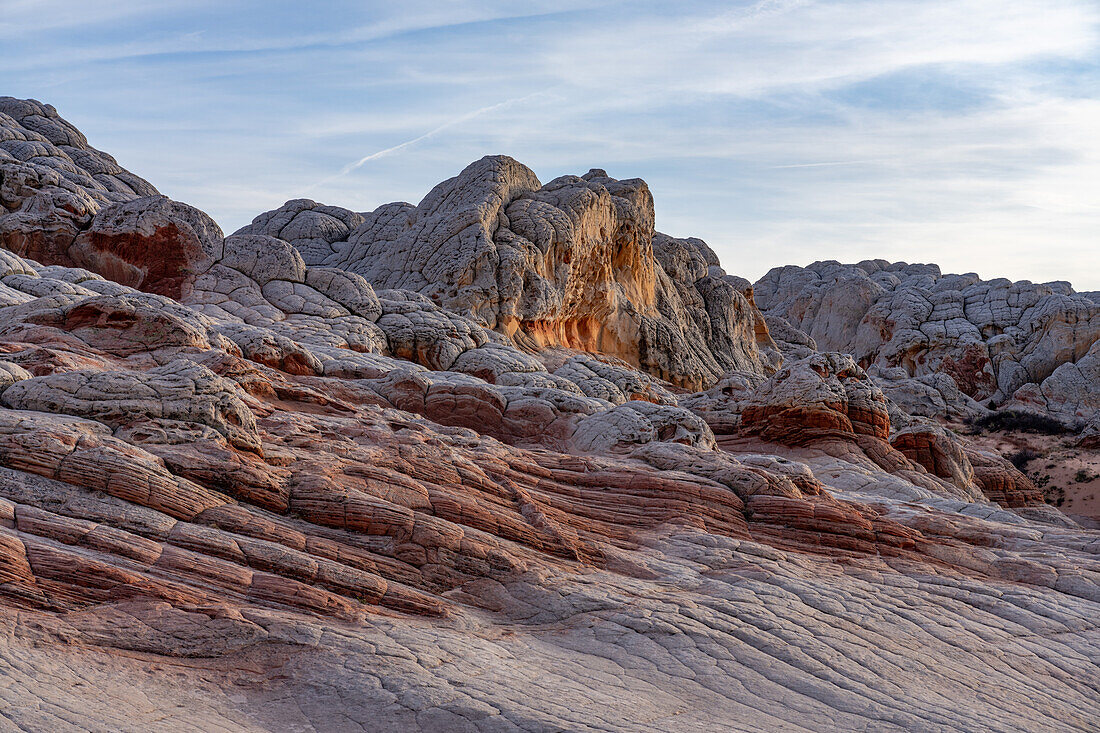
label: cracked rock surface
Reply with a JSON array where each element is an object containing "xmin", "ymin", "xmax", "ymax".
[
  {"xmin": 0, "ymin": 99, "xmax": 1098, "ymax": 732},
  {"xmin": 755, "ymin": 260, "xmax": 1100, "ymax": 418},
  {"xmin": 239, "ymin": 158, "xmax": 780, "ymax": 390}
]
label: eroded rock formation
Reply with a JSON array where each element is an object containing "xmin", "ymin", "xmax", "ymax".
[
  {"xmin": 755, "ymin": 260, "xmax": 1100, "ymax": 412},
  {"xmin": 0, "ymin": 97, "xmax": 159, "ymax": 266},
  {"xmin": 1007, "ymin": 338, "xmax": 1100, "ymax": 426},
  {"xmin": 239, "ymin": 159, "xmax": 779, "ymax": 389},
  {"xmin": 0, "ymin": 99, "xmax": 1098, "ymax": 732}
]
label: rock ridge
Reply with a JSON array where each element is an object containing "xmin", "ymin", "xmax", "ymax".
[{"xmin": 239, "ymin": 157, "xmax": 780, "ymax": 389}]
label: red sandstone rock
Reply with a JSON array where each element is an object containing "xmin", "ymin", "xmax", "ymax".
[
  {"xmin": 740, "ymin": 353, "xmax": 891, "ymax": 444},
  {"xmin": 69, "ymin": 196, "xmax": 224, "ymax": 299}
]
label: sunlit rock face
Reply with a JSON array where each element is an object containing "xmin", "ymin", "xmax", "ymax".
[
  {"xmin": 0, "ymin": 98, "xmax": 1099, "ymax": 732},
  {"xmin": 239, "ymin": 157, "xmax": 779, "ymax": 389}
]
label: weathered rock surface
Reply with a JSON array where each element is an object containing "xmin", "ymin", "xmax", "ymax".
[
  {"xmin": 0, "ymin": 99, "xmax": 1098, "ymax": 732},
  {"xmin": 755, "ymin": 260, "xmax": 1100, "ymax": 413},
  {"xmin": 1007, "ymin": 337, "xmax": 1100, "ymax": 427},
  {"xmin": 873, "ymin": 367, "xmax": 990, "ymax": 422},
  {"xmin": 0, "ymin": 97, "xmax": 159, "ymax": 268},
  {"xmin": 68, "ymin": 195, "xmax": 224, "ymax": 298},
  {"xmin": 1, "ymin": 359, "xmax": 262, "ymax": 453},
  {"xmin": 721, "ymin": 352, "xmax": 1024, "ymax": 506},
  {"xmin": 240, "ymin": 158, "xmax": 780, "ymax": 389},
  {"xmin": 1080, "ymin": 413, "xmax": 1100, "ymax": 448},
  {"xmin": 739, "ymin": 352, "xmax": 891, "ymax": 443}
]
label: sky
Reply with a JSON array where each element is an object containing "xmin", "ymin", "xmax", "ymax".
[{"xmin": 3, "ymin": 0, "xmax": 1099, "ymax": 288}]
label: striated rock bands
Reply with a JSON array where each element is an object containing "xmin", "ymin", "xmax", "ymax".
[{"xmin": 0, "ymin": 98, "xmax": 1098, "ymax": 732}]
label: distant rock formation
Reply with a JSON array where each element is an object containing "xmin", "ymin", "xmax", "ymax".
[
  {"xmin": 755, "ymin": 260, "xmax": 1100, "ymax": 410},
  {"xmin": 1007, "ymin": 338, "xmax": 1100, "ymax": 426},
  {"xmin": 686, "ymin": 351, "xmax": 1043, "ymax": 508}
]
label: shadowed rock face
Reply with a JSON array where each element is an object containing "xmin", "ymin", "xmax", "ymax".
[
  {"xmin": 1, "ymin": 99, "xmax": 1099, "ymax": 732},
  {"xmin": 239, "ymin": 158, "xmax": 779, "ymax": 389},
  {"xmin": 70, "ymin": 196, "xmax": 224, "ymax": 298}
]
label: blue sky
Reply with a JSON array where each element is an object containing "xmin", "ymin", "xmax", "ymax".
[{"xmin": 4, "ymin": 0, "xmax": 1099, "ymax": 287}]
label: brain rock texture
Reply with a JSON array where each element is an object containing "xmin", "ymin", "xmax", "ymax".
[
  {"xmin": 0, "ymin": 98, "xmax": 1099, "ymax": 732},
  {"xmin": 755, "ymin": 259, "xmax": 1100, "ymax": 412},
  {"xmin": 238, "ymin": 157, "xmax": 779, "ymax": 389}
]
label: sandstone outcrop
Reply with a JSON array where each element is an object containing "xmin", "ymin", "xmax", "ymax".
[
  {"xmin": 69, "ymin": 195, "xmax": 223, "ymax": 298},
  {"xmin": 1080, "ymin": 413, "xmax": 1100, "ymax": 448},
  {"xmin": 873, "ymin": 367, "xmax": 990, "ymax": 422},
  {"xmin": 1007, "ymin": 337, "xmax": 1100, "ymax": 427},
  {"xmin": 0, "ymin": 99, "xmax": 1098, "ymax": 732},
  {"xmin": 681, "ymin": 352, "xmax": 1043, "ymax": 510},
  {"xmin": 679, "ymin": 369, "xmax": 764, "ymax": 434},
  {"xmin": 0, "ymin": 97, "xmax": 158, "ymax": 267},
  {"xmin": 755, "ymin": 260, "xmax": 1100, "ymax": 411},
  {"xmin": 1, "ymin": 359, "xmax": 262, "ymax": 453},
  {"xmin": 739, "ymin": 352, "xmax": 891, "ymax": 443},
  {"xmin": 239, "ymin": 159, "xmax": 780, "ymax": 389}
]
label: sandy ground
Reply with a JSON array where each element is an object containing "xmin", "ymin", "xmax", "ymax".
[{"xmin": 964, "ymin": 429, "xmax": 1100, "ymax": 519}]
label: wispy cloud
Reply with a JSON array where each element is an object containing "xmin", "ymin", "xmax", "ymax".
[
  {"xmin": 769, "ymin": 160, "xmax": 891, "ymax": 169},
  {"xmin": 332, "ymin": 91, "xmax": 551, "ymax": 178},
  {"xmin": 6, "ymin": 0, "xmax": 1099, "ymax": 287}
]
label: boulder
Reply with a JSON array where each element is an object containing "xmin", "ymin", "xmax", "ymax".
[
  {"xmin": 69, "ymin": 196, "xmax": 224, "ymax": 298},
  {"xmin": 740, "ymin": 353, "xmax": 891, "ymax": 444}
]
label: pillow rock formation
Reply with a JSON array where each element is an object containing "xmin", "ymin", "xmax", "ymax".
[
  {"xmin": 237, "ymin": 158, "xmax": 779, "ymax": 389},
  {"xmin": 755, "ymin": 260, "xmax": 1100, "ymax": 423},
  {"xmin": 0, "ymin": 97, "xmax": 1099, "ymax": 732}
]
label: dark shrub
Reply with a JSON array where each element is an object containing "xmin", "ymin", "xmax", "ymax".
[
  {"xmin": 1008, "ymin": 449, "xmax": 1040, "ymax": 470},
  {"xmin": 966, "ymin": 410, "xmax": 1069, "ymax": 435},
  {"xmin": 1042, "ymin": 485, "xmax": 1065, "ymax": 507}
]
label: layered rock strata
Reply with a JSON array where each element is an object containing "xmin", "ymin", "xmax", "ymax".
[{"xmin": 0, "ymin": 99, "xmax": 1097, "ymax": 732}]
